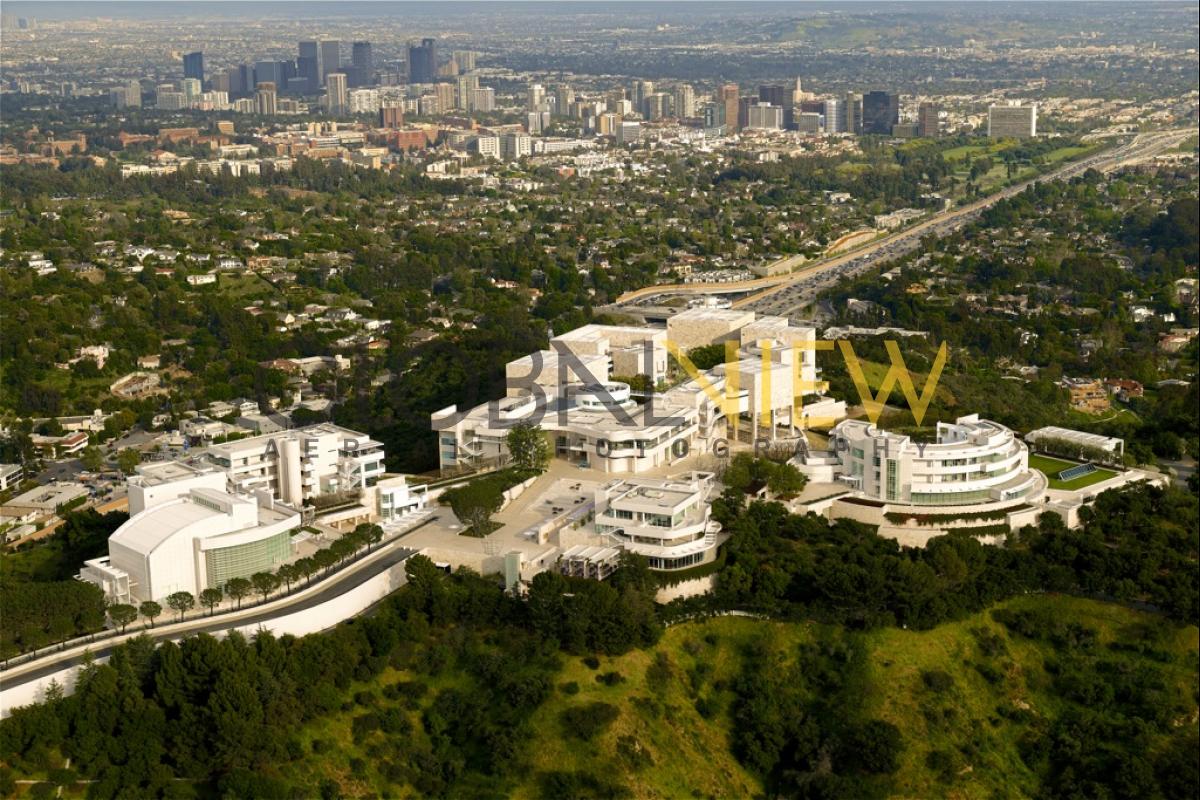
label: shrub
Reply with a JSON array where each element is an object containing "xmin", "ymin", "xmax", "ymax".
[
  {"xmin": 596, "ymin": 671, "xmax": 626, "ymax": 686},
  {"xmin": 970, "ymin": 626, "xmax": 1009, "ymax": 658},
  {"xmin": 645, "ymin": 652, "xmax": 673, "ymax": 691},
  {"xmin": 285, "ymin": 738, "xmax": 306, "ymax": 760},
  {"xmin": 351, "ymin": 713, "xmax": 381, "ymax": 742},
  {"xmin": 217, "ymin": 770, "xmax": 292, "ymax": 800},
  {"xmin": 837, "ymin": 719, "xmax": 904, "ymax": 774},
  {"xmin": 379, "ymin": 707, "xmax": 411, "ymax": 735},
  {"xmin": 538, "ymin": 770, "xmax": 630, "ymax": 799},
  {"xmin": 926, "ymin": 748, "xmax": 961, "ymax": 782},
  {"xmin": 560, "ymin": 702, "xmax": 620, "ymax": 741},
  {"xmin": 921, "ymin": 669, "xmax": 955, "ymax": 693},
  {"xmin": 973, "ymin": 661, "xmax": 1005, "ymax": 685}
]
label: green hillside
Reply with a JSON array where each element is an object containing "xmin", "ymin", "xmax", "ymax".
[{"xmin": 284, "ymin": 595, "xmax": 1197, "ymax": 799}]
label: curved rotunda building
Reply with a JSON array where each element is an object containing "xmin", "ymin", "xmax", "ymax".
[
  {"xmin": 830, "ymin": 414, "xmax": 1042, "ymax": 507},
  {"xmin": 798, "ymin": 414, "xmax": 1047, "ymax": 544}
]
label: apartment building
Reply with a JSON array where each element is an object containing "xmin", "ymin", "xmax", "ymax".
[{"xmin": 988, "ymin": 104, "xmax": 1037, "ymax": 139}]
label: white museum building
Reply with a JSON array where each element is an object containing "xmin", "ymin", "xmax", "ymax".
[{"xmin": 79, "ymin": 461, "xmax": 301, "ymax": 604}]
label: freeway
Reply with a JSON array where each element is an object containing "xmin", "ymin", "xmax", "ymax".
[
  {"xmin": 610, "ymin": 129, "xmax": 1193, "ymax": 316},
  {"xmin": 734, "ymin": 129, "xmax": 1194, "ymax": 316},
  {"xmin": 1, "ymin": 532, "xmax": 424, "ymax": 692}
]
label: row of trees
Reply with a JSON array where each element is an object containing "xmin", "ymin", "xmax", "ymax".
[
  {"xmin": 0, "ymin": 552, "xmax": 663, "ymax": 797},
  {"xmin": 2, "ymin": 520, "xmax": 388, "ymax": 661},
  {"xmin": 103, "ymin": 523, "xmax": 388, "ymax": 632}
]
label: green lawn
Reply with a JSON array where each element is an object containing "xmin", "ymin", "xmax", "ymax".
[
  {"xmin": 941, "ymin": 142, "xmax": 1009, "ymax": 162},
  {"xmin": 950, "ymin": 143, "xmax": 1100, "ymax": 195},
  {"xmin": 841, "ymin": 357, "xmax": 956, "ymax": 408},
  {"xmin": 216, "ymin": 271, "xmax": 279, "ymax": 301},
  {"xmin": 1042, "ymin": 144, "xmax": 1096, "ymax": 164},
  {"xmin": 1029, "ymin": 453, "xmax": 1117, "ymax": 490}
]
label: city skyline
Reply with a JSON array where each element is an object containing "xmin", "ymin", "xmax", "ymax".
[{"xmin": 0, "ymin": 3, "xmax": 1196, "ymax": 798}]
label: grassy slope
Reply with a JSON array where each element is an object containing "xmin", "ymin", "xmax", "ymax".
[
  {"xmin": 507, "ymin": 596, "xmax": 1197, "ymax": 799},
  {"xmin": 842, "ymin": 357, "xmax": 956, "ymax": 408},
  {"xmin": 215, "ymin": 271, "xmax": 279, "ymax": 301},
  {"xmin": 273, "ymin": 596, "xmax": 1196, "ymax": 799},
  {"xmin": 515, "ymin": 619, "xmax": 765, "ymax": 800}
]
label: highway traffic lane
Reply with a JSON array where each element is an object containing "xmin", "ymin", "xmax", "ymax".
[
  {"xmin": 738, "ymin": 133, "xmax": 1184, "ymax": 308},
  {"xmin": 738, "ymin": 131, "xmax": 1190, "ymax": 313}
]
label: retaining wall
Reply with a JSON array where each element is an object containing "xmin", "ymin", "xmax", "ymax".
[
  {"xmin": 655, "ymin": 574, "xmax": 718, "ymax": 603},
  {"xmin": 1, "ymin": 557, "xmax": 416, "ymax": 718}
]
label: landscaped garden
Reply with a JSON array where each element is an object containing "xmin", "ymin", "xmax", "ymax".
[{"xmin": 1028, "ymin": 454, "xmax": 1117, "ymax": 490}]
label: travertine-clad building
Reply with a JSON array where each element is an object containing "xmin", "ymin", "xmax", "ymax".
[
  {"xmin": 550, "ymin": 324, "xmax": 669, "ymax": 384},
  {"xmin": 432, "ymin": 317, "xmax": 844, "ymax": 473},
  {"xmin": 80, "ymin": 462, "xmax": 300, "ymax": 603},
  {"xmin": 666, "ymin": 308, "xmax": 756, "ymax": 354},
  {"xmin": 830, "ymin": 414, "xmax": 1039, "ymax": 506},
  {"xmin": 591, "ymin": 471, "xmax": 724, "ymax": 571}
]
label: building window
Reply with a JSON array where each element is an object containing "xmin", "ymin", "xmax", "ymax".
[
  {"xmin": 205, "ymin": 531, "xmax": 292, "ymax": 589},
  {"xmin": 909, "ymin": 488, "xmax": 991, "ymax": 506}
]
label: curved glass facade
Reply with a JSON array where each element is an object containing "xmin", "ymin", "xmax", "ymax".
[{"xmin": 204, "ymin": 530, "xmax": 293, "ymax": 589}]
